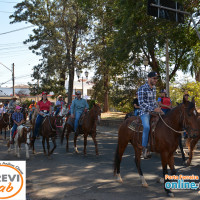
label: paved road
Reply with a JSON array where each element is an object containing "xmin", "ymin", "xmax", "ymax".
[{"xmin": 0, "ymin": 126, "xmax": 200, "ymax": 200}]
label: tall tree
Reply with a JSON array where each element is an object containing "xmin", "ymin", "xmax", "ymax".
[{"xmin": 10, "ymin": 0, "xmax": 91, "ymax": 103}]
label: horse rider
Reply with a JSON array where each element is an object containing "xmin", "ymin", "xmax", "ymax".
[
  {"xmin": 138, "ymin": 71, "xmax": 162, "ymax": 159},
  {"xmin": 55, "ymin": 95, "xmax": 65, "ymax": 116},
  {"xmin": 0, "ymin": 102, "xmax": 6, "ymax": 117},
  {"xmin": 29, "ymin": 100, "xmax": 36, "ymax": 121},
  {"xmin": 157, "ymin": 89, "xmax": 172, "ymax": 114},
  {"xmin": 33, "ymin": 91, "xmax": 52, "ymax": 139},
  {"xmin": 8, "ymin": 95, "xmax": 18, "ymax": 113},
  {"xmin": 10, "ymin": 105, "xmax": 24, "ymax": 144},
  {"xmin": 70, "ymin": 91, "xmax": 89, "ymax": 135}
]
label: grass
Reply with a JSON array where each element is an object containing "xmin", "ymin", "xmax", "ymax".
[{"xmin": 101, "ymin": 112, "xmax": 126, "ymax": 120}]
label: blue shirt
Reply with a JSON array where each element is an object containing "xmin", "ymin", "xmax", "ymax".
[
  {"xmin": 12, "ymin": 112, "xmax": 24, "ymax": 123},
  {"xmin": 71, "ymin": 98, "xmax": 89, "ymax": 114},
  {"xmin": 138, "ymin": 82, "xmax": 158, "ymax": 116}
]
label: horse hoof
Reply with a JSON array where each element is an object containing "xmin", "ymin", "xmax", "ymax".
[
  {"xmin": 185, "ymin": 160, "xmax": 191, "ymax": 166},
  {"xmin": 116, "ymin": 175, "xmax": 123, "ymax": 183},
  {"xmin": 33, "ymin": 150, "xmax": 36, "ymax": 154},
  {"xmin": 142, "ymin": 183, "xmax": 148, "ymax": 188},
  {"xmin": 167, "ymin": 192, "xmax": 174, "ymax": 197}
]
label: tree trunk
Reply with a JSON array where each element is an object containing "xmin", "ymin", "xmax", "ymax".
[
  {"xmin": 195, "ymin": 70, "xmax": 200, "ymax": 82},
  {"xmin": 103, "ymin": 72, "xmax": 109, "ymax": 112}
]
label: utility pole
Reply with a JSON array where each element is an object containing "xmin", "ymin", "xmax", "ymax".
[
  {"xmin": 12, "ymin": 63, "xmax": 15, "ymax": 96},
  {"xmin": 166, "ymin": 40, "xmax": 169, "ymax": 97}
]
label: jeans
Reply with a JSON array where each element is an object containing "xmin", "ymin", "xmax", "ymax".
[
  {"xmin": 161, "ymin": 108, "xmax": 170, "ymax": 115},
  {"xmin": 33, "ymin": 114, "xmax": 46, "ymax": 137},
  {"xmin": 140, "ymin": 113, "xmax": 150, "ymax": 147},
  {"xmin": 74, "ymin": 111, "xmax": 83, "ymax": 132},
  {"xmin": 11, "ymin": 123, "xmax": 18, "ymax": 138},
  {"xmin": 134, "ymin": 109, "xmax": 139, "ymax": 116},
  {"xmin": 55, "ymin": 107, "xmax": 61, "ymax": 116}
]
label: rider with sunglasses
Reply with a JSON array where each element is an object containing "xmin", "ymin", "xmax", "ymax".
[{"xmin": 138, "ymin": 72, "xmax": 162, "ymax": 159}]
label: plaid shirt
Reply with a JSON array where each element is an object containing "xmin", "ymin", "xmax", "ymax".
[
  {"xmin": 12, "ymin": 112, "xmax": 24, "ymax": 123},
  {"xmin": 138, "ymin": 82, "xmax": 158, "ymax": 116}
]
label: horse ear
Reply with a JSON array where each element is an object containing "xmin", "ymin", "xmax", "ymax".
[
  {"xmin": 176, "ymin": 102, "xmax": 180, "ymax": 106},
  {"xmin": 183, "ymin": 95, "xmax": 187, "ymax": 104},
  {"xmin": 192, "ymin": 96, "xmax": 195, "ymax": 104}
]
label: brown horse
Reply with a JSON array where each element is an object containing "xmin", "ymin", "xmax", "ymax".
[
  {"xmin": 114, "ymin": 97, "xmax": 199, "ymax": 197},
  {"xmin": 35, "ymin": 115, "xmax": 63, "ymax": 156},
  {"xmin": 0, "ymin": 113, "xmax": 10, "ymax": 139},
  {"xmin": 61, "ymin": 103, "xmax": 101, "ymax": 155},
  {"xmin": 182, "ymin": 116, "xmax": 200, "ymax": 166}
]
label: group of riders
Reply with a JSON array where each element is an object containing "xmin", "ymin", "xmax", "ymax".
[
  {"xmin": 0, "ymin": 90, "xmax": 89, "ymax": 144},
  {"xmin": 130, "ymin": 71, "xmax": 191, "ymax": 159}
]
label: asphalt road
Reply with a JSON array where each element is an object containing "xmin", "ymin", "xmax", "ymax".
[{"xmin": 0, "ymin": 127, "xmax": 200, "ymax": 200}]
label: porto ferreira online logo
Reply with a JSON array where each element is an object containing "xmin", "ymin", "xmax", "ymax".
[{"xmin": 0, "ymin": 164, "xmax": 24, "ymax": 199}]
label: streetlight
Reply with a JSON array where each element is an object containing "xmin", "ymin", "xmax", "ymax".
[
  {"xmin": 76, "ymin": 69, "xmax": 89, "ymax": 96},
  {"xmin": 0, "ymin": 62, "xmax": 15, "ymax": 96}
]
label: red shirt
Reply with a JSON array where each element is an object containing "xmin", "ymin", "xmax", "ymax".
[
  {"xmin": 37, "ymin": 100, "xmax": 51, "ymax": 111},
  {"xmin": 161, "ymin": 97, "xmax": 171, "ymax": 109}
]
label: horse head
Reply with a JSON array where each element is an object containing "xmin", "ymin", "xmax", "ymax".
[
  {"xmin": 55, "ymin": 115, "xmax": 63, "ymax": 128},
  {"xmin": 3, "ymin": 113, "xmax": 9, "ymax": 125},
  {"xmin": 181, "ymin": 97, "xmax": 199, "ymax": 138},
  {"xmin": 91, "ymin": 103, "xmax": 101, "ymax": 123}
]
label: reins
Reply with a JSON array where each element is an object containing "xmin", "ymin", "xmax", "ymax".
[{"xmin": 158, "ymin": 112, "xmax": 185, "ymax": 134}]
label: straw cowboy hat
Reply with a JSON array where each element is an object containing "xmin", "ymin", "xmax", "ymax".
[{"xmin": 12, "ymin": 95, "xmax": 18, "ymax": 99}]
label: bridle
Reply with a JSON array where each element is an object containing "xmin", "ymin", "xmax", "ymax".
[{"xmin": 158, "ymin": 105, "xmax": 198, "ymax": 136}]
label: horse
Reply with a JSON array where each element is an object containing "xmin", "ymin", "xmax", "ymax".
[
  {"xmin": 113, "ymin": 97, "xmax": 199, "ymax": 197},
  {"xmin": 61, "ymin": 103, "xmax": 101, "ymax": 155},
  {"xmin": 31, "ymin": 115, "xmax": 63, "ymax": 156},
  {"xmin": 0, "ymin": 113, "xmax": 10, "ymax": 139},
  {"xmin": 178, "ymin": 116, "xmax": 200, "ymax": 166},
  {"xmin": 8, "ymin": 125, "xmax": 32, "ymax": 159}
]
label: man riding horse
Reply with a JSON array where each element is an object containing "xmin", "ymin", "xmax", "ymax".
[
  {"xmin": 71, "ymin": 91, "xmax": 89, "ymax": 135},
  {"xmin": 138, "ymin": 71, "xmax": 163, "ymax": 159}
]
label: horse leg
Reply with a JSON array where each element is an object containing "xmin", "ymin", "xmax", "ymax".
[
  {"xmin": 42, "ymin": 136, "xmax": 46, "ymax": 155},
  {"xmin": 66, "ymin": 131, "xmax": 69, "ymax": 152},
  {"xmin": 131, "ymin": 140, "xmax": 148, "ymax": 187},
  {"xmin": 178, "ymin": 135, "xmax": 186, "ymax": 164},
  {"xmin": 25, "ymin": 143, "xmax": 30, "ymax": 159},
  {"xmin": 46, "ymin": 137, "xmax": 50, "ymax": 156},
  {"xmin": 49, "ymin": 137, "xmax": 57, "ymax": 155},
  {"xmin": 186, "ymin": 137, "xmax": 199, "ymax": 166},
  {"xmin": 83, "ymin": 134, "xmax": 88, "ymax": 155},
  {"xmin": 161, "ymin": 152, "xmax": 174, "ymax": 197},
  {"xmin": 91, "ymin": 133, "xmax": 99, "ymax": 155},
  {"xmin": 74, "ymin": 134, "xmax": 79, "ymax": 153},
  {"xmin": 4, "ymin": 128, "xmax": 6, "ymax": 140},
  {"xmin": 168, "ymin": 155, "xmax": 176, "ymax": 175},
  {"xmin": 114, "ymin": 139, "xmax": 129, "ymax": 183}
]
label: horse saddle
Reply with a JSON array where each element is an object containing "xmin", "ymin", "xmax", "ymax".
[{"xmin": 128, "ymin": 113, "xmax": 160, "ymax": 134}]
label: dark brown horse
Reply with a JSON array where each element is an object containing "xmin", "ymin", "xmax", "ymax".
[
  {"xmin": 0, "ymin": 113, "xmax": 10, "ymax": 139},
  {"xmin": 61, "ymin": 103, "xmax": 101, "ymax": 155},
  {"xmin": 180, "ymin": 116, "xmax": 200, "ymax": 166},
  {"xmin": 114, "ymin": 97, "xmax": 199, "ymax": 197},
  {"xmin": 31, "ymin": 115, "xmax": 63, "ymax": 156}
]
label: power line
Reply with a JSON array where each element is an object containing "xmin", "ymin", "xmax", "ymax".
[
  {"xmin": 0, "ymin": 11, "xmax": 13, "ymax": 13},
  {"xmin": 0, "ymin": 1, "xmax": 18, "ymax": 3},
  {"xmin": 0, "ymin": 25, "xmax": 34, "ymax": 36}
]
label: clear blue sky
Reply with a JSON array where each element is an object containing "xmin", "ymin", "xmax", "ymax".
[
  {"xmin": 0, "ymin": 0, "xmax": 194, "ymax": 89},
  {"xmin": 0, "ymin": 0, "xmax": 40, "ymax": 87}
]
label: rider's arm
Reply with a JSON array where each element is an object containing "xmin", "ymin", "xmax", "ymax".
[{"xmin": 49, "ymin": 103, "xmax": 52, "ymax": 115}]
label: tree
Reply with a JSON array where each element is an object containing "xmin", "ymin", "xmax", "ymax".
[{"xmin": 10, "ymin": 0, "xmax": 91, "ymax": 103}]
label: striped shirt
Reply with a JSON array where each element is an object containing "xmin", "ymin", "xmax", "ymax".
[
  {"xmin": 138, "ymin": 82, "xmax": 158, "ymax": 116},
  {"xmin": 12, "ymin": 112, "xmax": 24, "ymax": 123}
]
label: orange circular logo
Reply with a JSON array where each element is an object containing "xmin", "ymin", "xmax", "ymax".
[{"xmin": 0, "ymin": 165, "xmax": 23, "ymax": 199}]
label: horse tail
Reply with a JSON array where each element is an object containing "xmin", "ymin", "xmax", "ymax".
[{"xmin": 114, "ymin": 144, "xmax": 120, "ymax": 176}]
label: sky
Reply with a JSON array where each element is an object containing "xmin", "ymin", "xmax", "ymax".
[
  {"xmin": 0, "ymin": 0, "xmax": 42, "ymax": 87},
  {"xmin": 0, "ymin": 0, "xmax": 195, "ymax": 89}
]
